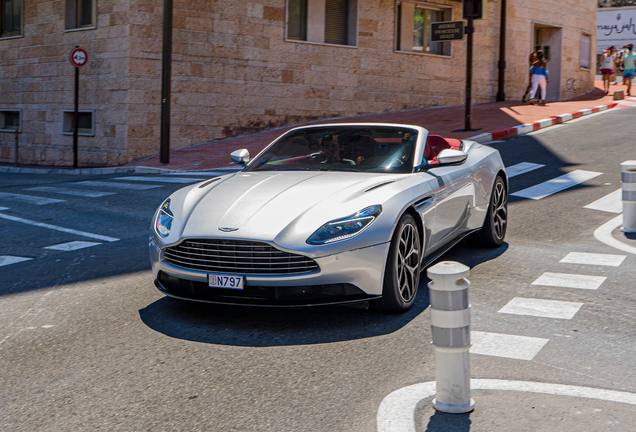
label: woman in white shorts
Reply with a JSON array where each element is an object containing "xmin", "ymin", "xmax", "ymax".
[{"xmin": 528, "ymin": 51, "xmax": 549, "ymax": 105}]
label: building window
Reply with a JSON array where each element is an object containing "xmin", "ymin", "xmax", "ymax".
[
  {"xmin": 65, "ymin": 0, "xmax": 95, "ymax": 30},
  {"xmin": 63, "ymin": 111, "xmax": 94, "ymax": 136},
  {"xmin": 1, "ymin": 0, "xmax": 21, "ymax": 37},
  {"xmin": 397, "ymin": 3, "xmax": 450, "ymax": 56},
  {"xmin": 286, "ymin": 0, "xmax": 357, "ymax": 46},
  {"xmin": 0, "ymin": 110, "xmax": 20, "ymax": 131},
  {"xmin": 287, "ymin": 0, "xmax": 307, "ymax": 40},
  {"xmin": 580, "ymin": 33, "xmax": 591, "ymax": 69}
]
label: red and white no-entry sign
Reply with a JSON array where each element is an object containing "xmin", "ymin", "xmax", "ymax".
[{"xmin": 69, "ymin": 47, "xmax": 88, "ymax": 67}]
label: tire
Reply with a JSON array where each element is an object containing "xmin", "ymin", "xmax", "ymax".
[
  {"xmin": 472, "ymin": 176, "xmax": 507, "ymax": 247},
  {"xmin": 376, "ymin": 213, "xmax": 422, "ymax": 312}
]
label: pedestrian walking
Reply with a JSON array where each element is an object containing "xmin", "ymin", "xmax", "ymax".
[
  {"xmin": 617, "ymin": 45, "xmax": 627, "ymax": 85},
  {"xmin": 522, "ymin": 45, "xmax": 542, "ymax": 103},
  {"xmin": 600, "ymin": 47, "xmax": 615, "ymax": 94},
  {"xmin": 528, "ymin": 50, "xmax": 549, "ymax": 105},
  {"xmin": 622, "ymin": 44, "xmax": 636, "ymax": 96}
]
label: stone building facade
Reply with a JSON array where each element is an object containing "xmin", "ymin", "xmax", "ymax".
[{"xmin": 0, "ymin": 0, "xmax": 597, "ymax": 166}]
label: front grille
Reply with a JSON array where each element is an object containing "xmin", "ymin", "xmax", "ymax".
[{"xmin": 163, "ymin": 239, "xmax": 319, "ymax": 275}]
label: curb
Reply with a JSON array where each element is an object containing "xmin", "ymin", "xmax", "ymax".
[
  {"xmin": 468, "ymin": 101, "xmax": 620, "ymax": 143},
  {"xmin": 0, "ymin": 164, "xmax": 241, "ymax": 175}
]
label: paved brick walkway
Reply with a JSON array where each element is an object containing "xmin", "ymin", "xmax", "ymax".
[{"xmin": 129, "ymin": 80, "xmax": 630, "ymax": 171}]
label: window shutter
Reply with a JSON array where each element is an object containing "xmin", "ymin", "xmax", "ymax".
[{"xmin": 324, "ymin": 0, "xmax": 348, "ymax": 45}]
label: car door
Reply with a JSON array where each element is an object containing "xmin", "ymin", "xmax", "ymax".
[{"xmin": 425, "ymin": 162, "xmax": 475, "ymax": 250}]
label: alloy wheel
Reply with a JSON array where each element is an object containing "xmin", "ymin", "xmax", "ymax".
[
  {"xmin": 492, "ymin": 180, "xmax": 507, "ymax": 240},
  {"xmin": 397, "ymin": 222, "xmax": 420, "ymax": 302}
]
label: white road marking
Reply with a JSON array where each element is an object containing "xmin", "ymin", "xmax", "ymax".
[
  {"xmin": 0, "ymin": 206, "xmax": 8, "ymax": 211},
  {"xmin": 0, "ymin": 256, "xmax": 33, "ymax": 267},
  {"xmin": 0, "ymin": 192, "xmax": 64, "ymax": 205},
  {"xmin": 560, "ymin": 252, "xmax": 626, "ymax": 267},
  {"xmin": 531, "ymin": 272, "xmax": 607, "ymax": 290},
  {"xmin": 584, "ymin": 189, "xmax": 622, "ymax": 213},
  {"xmin": 498, "ymin": 297, "xmax": 583, "ymax": 320},
  {"xmin": 25, "ymin": 186, "xmax": 116, "ymax": 198},
  {"xmin": 377, "ymin": 379, "xmax": 636, "ymax": 432},
  {"xmin": 470, "ymin": 331, "xmax": 549, "ymax": 361},
  {"xmin": 43, "ymin": 241, "xmax": 102, "ymax": 251},
  {"xmin": 114, "ymin": 176, "xmax": 205, "ymax": 183},
  {"xmin": 506, "ymin": 162, "xmax": 545, "ymax": 178},
  {"xmin": 511, "ymin": 170, "xmax": 602, "ymax": 200},
  {"xmin": 594, "ymin": 214, "xmax": 636, "ymax": 255},
  {"xmin": 41, "ymin": 325, "xmax": 54, "ymax": 329},
  {"xmin": 162, "ymin": 172, "xmax": 226, "ymax": 176},
  {"xmin": 75, "ymin": 181, "xmax": 163, "ymax": 190},
  {"xmin": 0, "ymin": 213, "xmax": 119, "ymax": 242}
]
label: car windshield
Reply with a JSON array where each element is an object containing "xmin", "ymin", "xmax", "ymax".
[{"xmin": 245, "ymin": 126, "xmax": 419, "ymax": 174}]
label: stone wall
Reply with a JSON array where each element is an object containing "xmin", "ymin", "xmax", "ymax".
[
  {"xmin": 0, "ymin": 0, "xmax": 131, "ymax": 166},
  {"xmin": 0, "ymin": 0, "xmax": 597, "ymax": 166}
]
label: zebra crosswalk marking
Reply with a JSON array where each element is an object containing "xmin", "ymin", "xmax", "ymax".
[
  {"xmin": 584, "ymin": 189, "xmax": 622, "ymax": 213},
  {"xmin": 498, "ymin": 297, "xmax": 583, "ymax": 320},
  {"xmin": 506, "ymin": 162, "xmax": 545, "ymax": 178},
  {"xmin": 560, "ymin": 252, "xmax": 626, "ymax": 267},
  {"xmin": 25, "ymin": 186, "xmax": 116, "ymax": 198},
  {"xmin": 0, "ymin": 192, "xmax": 64, "ymax": 205},
  {"xmin": 470, "ymin": 331, "xmax": 549, "ymax": 361},
  {"xmin": 531, "ymin": 272, "xmax": 607, "ymax": 290},
  {"xmin": 75, "ymin": 181, "xmax": 163, "ymax": 190},
  {"xmin": 43, "ymin": 241, "xmax": 102, "ymax": 251},
  {"xmin": 114, "ymin": 176, "xmax": 206, "ymax": 184},
  {"xmin": 511, "ymin": 170, "xmax": 602, "ymax": 200},
  {"xmin": 0, "ymin": 256, "xmax": 33, "ymax": 267}
]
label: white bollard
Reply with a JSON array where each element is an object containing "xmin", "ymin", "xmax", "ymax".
[
  {"xmin": 622, "ymin": 160, "xmax": 636, "ymax": 233},
  {"xmin": 427, "ymin": 261, "xmax": 475, "ymax": 414}
]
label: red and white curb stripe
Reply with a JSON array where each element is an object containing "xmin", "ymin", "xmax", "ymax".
[{"xmin": 469, "ymin": 101, "xmax": 626, "ymax": 143}]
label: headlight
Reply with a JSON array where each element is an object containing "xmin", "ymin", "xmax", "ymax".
[
  {"xmin": 307, "ymin": 205, "xmax": 382, "ymax": 245},
  {"xmin": 155, "ymin": 199, "xmax": 174, "ymax": 238}
]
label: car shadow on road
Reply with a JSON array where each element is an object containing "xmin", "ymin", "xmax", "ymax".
[{"xmin": 138, "ymin": 242, "xmax": 508, "ymax": 347}]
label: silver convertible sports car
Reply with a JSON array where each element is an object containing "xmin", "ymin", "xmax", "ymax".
[{"xmin": 150, "ymin": 123, "xmax": 508, "ymax": 312}]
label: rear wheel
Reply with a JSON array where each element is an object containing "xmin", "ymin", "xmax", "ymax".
[
  {"xmin": 472, "ymin": 176, "xmax": 507, "ymax": 247},
  {"xmin": 376, "ymin": 213, "xmax": 422, "ymax": 312}
]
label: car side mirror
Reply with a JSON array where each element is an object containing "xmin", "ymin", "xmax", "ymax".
[
  {"xmin": 437, "ymin": 149, "xmax": 468, "ymax": 166},
  {"xmin": 230, "ymin": 149, "xmax": 250, "ymax": 165}
]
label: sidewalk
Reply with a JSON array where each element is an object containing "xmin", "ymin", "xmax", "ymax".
[{"xmin": 127, "ymin": 79, "xmax": 631, "ymax": 171}]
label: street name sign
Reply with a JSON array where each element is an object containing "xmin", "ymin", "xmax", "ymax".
[{"xmin": 431, "ymin": 21, "xmax": 465, "ymax": 42}]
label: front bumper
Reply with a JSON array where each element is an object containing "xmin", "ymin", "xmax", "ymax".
[{"xmin": 150, "ymin": 239, "xmax": 390, "ymax": 306}]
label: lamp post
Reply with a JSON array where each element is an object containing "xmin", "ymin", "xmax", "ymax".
[
  {"xmin": 160, "ymin": 0, "xmax": 173, "ymax": 165},
  {"xmin": 496, "ymin": 0, "xmax": 507, "ymax": 101}
]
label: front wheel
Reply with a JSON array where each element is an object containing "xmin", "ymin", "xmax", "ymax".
[
  {"xmin": 376, "ymin": 213, "xmax": 422, "ymax": 312},
  {"xmin": 472, "ymin": 176, "xmax": 507, "ymax": 247}
]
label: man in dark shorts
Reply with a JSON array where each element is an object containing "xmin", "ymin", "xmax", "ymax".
[{"xmin": 523, "ymin": 46, "xmax": 542, "ymax": 102}]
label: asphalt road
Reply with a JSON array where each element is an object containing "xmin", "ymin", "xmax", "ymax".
[{"xmin": 1, "ymin": 108, "xmax": 636, "ymax": 431}]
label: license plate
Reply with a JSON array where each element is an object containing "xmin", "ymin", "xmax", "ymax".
[{"xmin": 208, "ymin": 273, "xmax": 244, "ymax": 290}]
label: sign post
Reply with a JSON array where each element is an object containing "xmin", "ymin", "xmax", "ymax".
[
  {"xmin": 69, "ymin": 47, "xmax": 87, "ymax": 168},
  {"xmin": 462, "ymin": 0, "xmax": 485, "ymax": 131}
]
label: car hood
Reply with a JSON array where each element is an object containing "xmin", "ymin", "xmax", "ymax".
[{"xmin": 178, "ymin": 171, "xmax": 405, "ymax": 242}]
